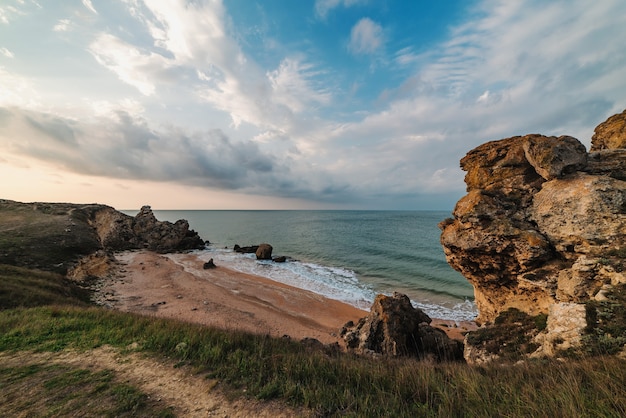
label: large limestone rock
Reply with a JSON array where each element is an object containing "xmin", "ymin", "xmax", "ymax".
[
  {"xmin": 591, "ymin": 108, "xmax": 626, "ymax": 151},
  {"xmin": 440, "ymin": 110, "xmax": 626, "ymax": 362},
  {"xmin": 341, "ymin": 292, "xmax": 464, "ymax": 361}
]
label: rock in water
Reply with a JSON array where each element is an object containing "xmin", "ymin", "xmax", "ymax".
[
  {"xmin": 341, "ymin": 292, "xmax": 464, "ymax": 361},
  {"xmin": 256, "ymin": 243, "xmax": 273, "ymax": 260},
  {"xmin": 440, "ymin": 110, "xmax": 626, "ymax": 362}
]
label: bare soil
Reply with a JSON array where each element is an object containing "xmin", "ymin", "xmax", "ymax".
[{"xmin": 0, "ymin": 346, "xmax": 310, "ymax": 417}]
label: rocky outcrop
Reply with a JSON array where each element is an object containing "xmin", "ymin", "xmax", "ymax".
[
  {"xmin": 440, "ymin": 110, "xmax": 626, "ymax": 362},
  {"xmin": 341, "ymin": 292, "xmax": 464, "ymax": 361},
  {"xmin": 591, "ymin": 108, "xmax": 626, "ymax": 151},
  {"xmin": 0, "ymin": 200, "xmax": 205, "ymax": 274},
  {"xmin": 130, "ymin": 206, "xmax": 205, "ymax": 253}
]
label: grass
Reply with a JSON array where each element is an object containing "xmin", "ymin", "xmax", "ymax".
[
  {"xmin": 1, "ymin": 304, "xmax": 626, "ymax": 417},
  {"xmin": 0, "ymin": 264, "xmax": 91, "ymax": 309},
  {"xmin": 0, "ymin": 362, "xmax": 175, "ymax": 417},
  {"xmin": 1, "ymin": 264, "xmax": 626, "ymax": 416}
]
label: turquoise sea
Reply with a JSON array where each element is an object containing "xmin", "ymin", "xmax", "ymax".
[{"xmin": 125, "ymin": 210, "xmax": 477, "ymax": 321}]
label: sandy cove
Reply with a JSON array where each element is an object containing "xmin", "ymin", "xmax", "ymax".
[{"xmin": 95, "ymin": 250, "xmax": 473, "ymax": 346}]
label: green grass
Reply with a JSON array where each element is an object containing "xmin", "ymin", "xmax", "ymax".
[
  {"xmin": 1, "ymin": 305, "xmax": 626, "ymax": 417},
  {"xmin": 0, "ymin": 264, "xmax": 91, "ymax": 309},
  {"xmin": 2, "ymin": 264, "xmax": 626, "ymax": 416},
  {"xmin": 0, "ymin": 362, "xmax": 175, "ymax": 417}
]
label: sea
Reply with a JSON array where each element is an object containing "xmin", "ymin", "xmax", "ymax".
[{"xmin": 123, "ymin": 210, "xmax": 477, "ymax": 322}]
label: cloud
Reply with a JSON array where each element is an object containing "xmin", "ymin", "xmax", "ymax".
[
  {"xmin": 82, "ymin": 0, "xmax": 97, "ymax": 14},
  {"xmin": 348, "ymin": 18, "xmax": 383, "ymax": 55},
  {"xmin": 315, "ymin": 0, "xmax": 368, "ymax": 19},
  {"xmin": 267, "ymin": 57, "xmax": 332, "ymax": 113},
  {"xmin": 53, "ymin": 18, "xmax": 71, "ymax": 32},
  {"xmin": 0, "ymin": 47, "xmax": 13, "ymax": 58},
  {"xmin": 88, "ymin": 33, "xmax": 172, "ymax": 96}
]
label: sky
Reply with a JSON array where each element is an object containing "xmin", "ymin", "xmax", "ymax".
[{"xmin": 1, "ymin": 1, "xmax": 625, "ymax": 210}]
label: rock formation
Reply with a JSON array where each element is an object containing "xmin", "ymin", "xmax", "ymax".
[
  {"xmin": 341, "ymin": 292, "xmax": 464, "ymax": 361},
  {"xmin": 440, "ymin": 109, "xmax": 626, "ymax": 362},
  {"xmin": 0, "ymin": 200, "xmax": 205, "ymax": 274},
  {"xmin": 256, "ymin": 243, "xmax": 273, "ymax": 260}
]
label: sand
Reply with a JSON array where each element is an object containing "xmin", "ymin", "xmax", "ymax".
[{"xmin": 95, "ymin": 250, "xmax": 474, "ymax": 345}]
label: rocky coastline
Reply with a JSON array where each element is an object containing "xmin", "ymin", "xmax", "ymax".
[{"xmin": 440, "ymin": 108, "xmax": 626, "ymax": 363}]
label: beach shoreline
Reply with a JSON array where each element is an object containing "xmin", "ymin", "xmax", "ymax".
[{"xmin": 94, "ymin": 250, "xmax": 475, "ymax": 346}]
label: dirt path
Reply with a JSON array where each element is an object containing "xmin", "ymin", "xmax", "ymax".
[{"xmin": 0, "ymin": 346, "xmax": 310, "ymax": 417}]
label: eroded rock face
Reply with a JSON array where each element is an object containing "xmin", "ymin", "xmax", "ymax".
[
  {"xmin": 591, "ymin": 108, "xmax": 626, "ymax": 151},
  {"xmin": 341, "ymin": 292, "xmax": 464, "ymax": 361},
  {"xmin": 440, "ymin": 111, "xmax": 626, "ymax": 361},
  {"xmin": 131, "ymin": 206, "xmax": 205, "ymax": 253}
]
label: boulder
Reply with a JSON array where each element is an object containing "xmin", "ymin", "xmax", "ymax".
[
  {"xmin": 234, "ymin": 244, "xmax": 259, "ymax": 253},
  {"xmin": 203, "ymin": 258, "xmax": 216, "ymax": 269},
  {"xmin": 256, "ymin": 243, "xmax": 273, "ymax": 260},
  {"xmin": 440, "ymin": 110, "xmax": 626, "ymax": 362},
  {"xmin": 273, "ymin": 256, "xmax": 287, "ymax": 263},
  {"xmin": 341, "ymin": 292, "xmax": 463, "ymax": 361},
  {"xmin": 590, "ymin": 108, "xmax": 626, "ymax": 151},
  {"xmin": 522, "ymin": 135, "xmax": 587, "ymax": 180}
]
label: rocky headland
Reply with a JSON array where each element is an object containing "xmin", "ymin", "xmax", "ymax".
[
  {"xmin": 0, "ymin": 201, "xmax": 205, "ymax": 277},
  {"xmin": 440, "ymin": 109, "xmax": 626, "ymax": 363}
]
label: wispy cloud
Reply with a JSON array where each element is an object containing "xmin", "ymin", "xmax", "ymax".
[
  {"xmin": 53, "ymin": 18, "xmax": 72, "ymax": 32},
  {"xmin": 314, "ymin": 0, "xmax": 368, "ymax": 19},
  {"xmin": 348, "ymin": 18, "xmax": 383, "ymax": 55},
  {"xmin": 82, "ymin": 0, "xmax": 97, "ymax": 15},
  {"xmin": 0, "ymin": 47, "xmax": 13, "ymax": 58},
  {"xmin": 88, "ymin": 33, "xmax": 172, "ymax": 96}
]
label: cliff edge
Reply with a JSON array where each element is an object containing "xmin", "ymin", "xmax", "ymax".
[{"xmin": 440, "ymin": 109, "xmax": 626, "ymax": 362}]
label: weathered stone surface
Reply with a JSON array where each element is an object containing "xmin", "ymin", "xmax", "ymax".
[
  {"xmin": 341, "ymin": 292, "xmax": 463, "ymax": 361},
  {"xmin": 256, "ymin": 243, "xmax": 273, "ymax": 260},
  {"xmin": 584, "ymin": 149, "xmax": 626, "ymax": 180},
  {"xmin": 532, "ymin": 303, "xmax": 587, "ymax": 357},
  {"xmin": 131, "ymin": 205, "xmax": 205, "ymax": 253},
  {"xmin": 523, "ymin": 135, "xmax": 587, "ymax": 180},
  {"xmin": 441, "ymin": 110, "xmax": 626, "ymax": 362},
  {"xmin": 591, "ymin": 108, "xmax": 626, "ymax": 151}
]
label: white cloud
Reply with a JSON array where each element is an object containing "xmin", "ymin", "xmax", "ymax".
[
  {"xmin": 53, "ymin": 18, "xmax": 71, "ymax": 32},
  {"xmin": 348, "ymin": 18, "xmax": 383, "ymax": 55},
  {"xmin": 82, "ymin": 0, "xmax": 97, "ymax": 14},
  {"xmin": 315, "ymin": 0, "xmax": 367, "ymax": 19},
  {"xmin": 268, "ymin": 57, "xmax": 331, "ymax": 113},
  {"xmin": 88, "ymin": 33, "xmax": 172, "ymax": 96},
  {"xmin": 0, "ymin": 48, "xmax": 14, "ymax": 58}
]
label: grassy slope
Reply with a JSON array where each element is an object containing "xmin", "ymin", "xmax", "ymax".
[{"xmin": 1, "ymin": 290, "xmax": 625, "ymax": 416}]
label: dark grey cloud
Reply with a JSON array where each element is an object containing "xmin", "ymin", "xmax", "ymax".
[{"xmin": 0, "ymin": 106, "xmax": 357, "ymax": 203}]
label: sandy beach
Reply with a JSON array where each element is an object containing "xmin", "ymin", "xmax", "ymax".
[{"xmin": 95, "ymin": 250, "xmax": 473, "ymax": 346}]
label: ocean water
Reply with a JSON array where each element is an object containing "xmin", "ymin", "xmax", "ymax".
[{"xmin": 126, "ymin": 210, "xmax": 477, "ymax": 321}]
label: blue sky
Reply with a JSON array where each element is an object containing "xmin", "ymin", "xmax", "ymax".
[{"xmin": 1, "ymin": 0, "xmax": 625, "ymax": 210}]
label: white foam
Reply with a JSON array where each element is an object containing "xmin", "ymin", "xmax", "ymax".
[{"xmin": 198, "ymin": 247, "xmax": 477, "ymax": 321}]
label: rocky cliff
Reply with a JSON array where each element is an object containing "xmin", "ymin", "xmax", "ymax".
[
  {"xmin": 0, "ymin": 200, "xmax": 205, "ymax": 275},
  {"xmin": 440, "ymin": 109, "xmax": 626, "ymax": 362}
]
